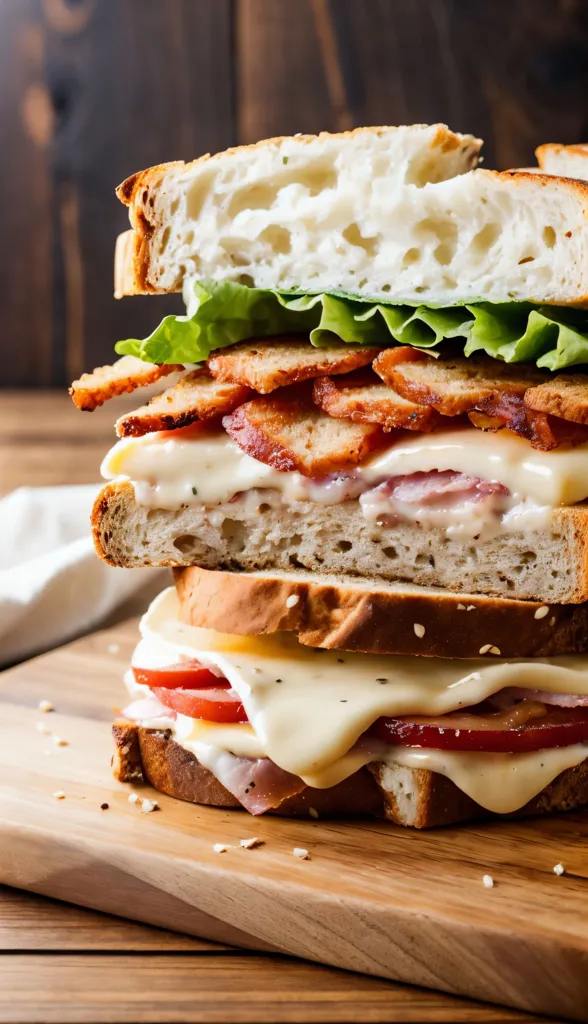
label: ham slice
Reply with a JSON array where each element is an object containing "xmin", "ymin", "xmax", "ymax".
[
  {"xmin": 193, "ymin": 747, "xmax": 307, "ymax": 814},
  {"xmin": 377, "ymin": 470, "xmax": 508, "ymax": 507},
  {"xmin": 360, "ymin": 470, "xmax": 510, "ymax": 523}
]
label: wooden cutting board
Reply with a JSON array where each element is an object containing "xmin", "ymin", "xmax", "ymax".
[{"xmin": 1, "ymin": 621, "xmax": 588, "ymax": 1022}]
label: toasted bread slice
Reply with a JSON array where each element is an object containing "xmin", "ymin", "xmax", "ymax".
[
  {"xmin": 223, "ymin": 388, "xmax": 385, "ymax": 475},
  {"xmin": 69, "ymin": 356, "xmax": 180, "ymax": 412},
  {"xmin": 312, "ymin": 370, "xmax": 444, "ymax": 431},
  {"xmin": 115, "ymin": 370, "xmax": 252, "ymax": 437},
  {"xmin": 525, "ymin": 374, "xmax": 588, "ymax": 425},
  {"xmin": 114, "ymin": 124, "xmax": 482, "ymax": 300},
  {"xmin": 114, "ymin": 124, "xmax": 588, "ymax": 306},
  {"xmin": 92, "ymin": 480, "xmax": 588, "ymax": 603},
  {"xmin": 207, "ymin": 339, "xmax": 380, "ymax": 394},
  {"xmin": 113, "ymin": 720, "xmax": 588, "ymax": 827},
  {"xmin": 173, "ymin": 565, "xmax": 588, "ymax": 659},
  {"xmin": 374, "ymin": 350, "xmax": 544, "ymax": 415}
]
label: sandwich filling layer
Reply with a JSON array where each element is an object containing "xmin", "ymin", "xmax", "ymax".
[
  {"xmin": 102, "ymin": 426, "xmax": 588, "ymax": 541},
  {"xmin": 122, "ymin": 588, "xmax": 588, "ymax": 815}
]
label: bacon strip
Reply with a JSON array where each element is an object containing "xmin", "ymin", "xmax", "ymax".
[
  {"xmin": 116, "ymin": 370, "xmax": 253, "ymax": 437},
  {"xmin": 224, "ymin": 386, "xmax": 386, "ymax": 475},
  {"xmin": 312, "ymin": 370, "xmax": 445, "ymax": 432},
  {"xmin": 208, "ymin": 338, "xmax": 380, "ymax": 394},
  {"xmin": 374, "ymin": 350, "xmax": 545, "ymax": 416},
  {"xmin": 69, "ymin": 356, "xmax": 181, "ymax": 411},
  {"xmin": 525, "ymin": 374, "xmax": 588, "ymax": 425},
  {"xmin": 372, "ymin": 348, "xmax": 588, "ymax": 450},
  {"xmin": 471, "ymin": 392, "xmax": 588, "ymax": 451}
]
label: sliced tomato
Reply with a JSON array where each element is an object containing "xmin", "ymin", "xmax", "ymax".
[
  {"xmin": 371, "ymin": 705, "xmax": 588, "ymax": 753},
  {"xmin": 152, "ymin": 686, "xmax": 248, "ymax": 724},
  {"xmin": 132, "ymin": 661, "xmax": 224, "ymax": 690}
]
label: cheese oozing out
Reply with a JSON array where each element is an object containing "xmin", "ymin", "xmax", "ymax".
[
  {"xmin": 126, "ymin": 587, "xmax": 588, "ymax": 813},
  {"xmin": 101, "ymin": 427, "xmax": 588, "ymax": 538}
]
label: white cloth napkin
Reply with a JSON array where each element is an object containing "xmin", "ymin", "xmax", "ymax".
[{"xmin": 0, "ymin": 485, "xmax": 168, "ymax": 666}]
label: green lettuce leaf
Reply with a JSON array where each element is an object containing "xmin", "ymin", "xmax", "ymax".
[{"xmin": 115, "ymin": 280, "xmax": 588, "ymax": 371}]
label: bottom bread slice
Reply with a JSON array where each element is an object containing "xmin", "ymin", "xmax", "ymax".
[{"xmin": 113, "ymin": 720, "xmax": 588, "ymax": 829}]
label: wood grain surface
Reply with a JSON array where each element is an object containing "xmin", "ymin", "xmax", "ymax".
[
  {"xmin": 1, "ymin": 888, "xmax": 555, "ymax": 1024},
  {"xmin": 1, "ymin": 618, "xmax": 588, "ymax": 1022},
  {"xmin": 2, "ymin": 0, "xmax": 588, "ymax": 386}
]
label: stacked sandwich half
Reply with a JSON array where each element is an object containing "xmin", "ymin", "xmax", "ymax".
[{"xmin": 72, "ymin": 124, "xmax": 588, "ymax": 827}]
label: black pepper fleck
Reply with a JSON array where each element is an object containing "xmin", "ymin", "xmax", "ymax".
[
  {"xmin": 376, "ymin": 677, "xmax": 388, "ymax": 684},
  {"xmin": 275, "ymin": 678, "xmax": 282, "ymax": 683},
  {"xmin": 340, "ymin": 699, "xmax": 348, "ymax": 702},
  {"xmin": 191, "ymin": 486, "xmax": 198, "ymax": 495},
  {"xmin": 100, "ymin": 802, "xmax": 109, "ymax": 810},
  {"xmin": 337, "ymin": 658, "xmax": 345, "ymax": 663}
]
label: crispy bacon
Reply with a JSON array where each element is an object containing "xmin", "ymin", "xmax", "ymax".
[
  {"xmin": 525, "ymin": 374, "xmax": 588, "ymax": 425},
  {"xmin": 223, "ymin": 386, "xmax": 386, "ymax": 476},
  {"xmin": 312, "ymin": 370, "xmax": 445, "ymax": 432},
  {"xmin": 473, "ymin": 392, "xmax": 588, "ymax": 451},
  {"xmin": 374, "ymin": 348, "xmax": 588, "ymax": 450},
  {"xmin": 374, "ymin": 351, "xmax": 545, "ymax": 416},
  {"xmin": 208, "ymin": 338, "xmax": 380, "ymax": 394},
  {"xmin": 116, "ymin": 371, "xmax": 253, "ymax": 437},
  {"xmin": 69, "ymin": 356, "xmax": 181, "ymax": 411}
]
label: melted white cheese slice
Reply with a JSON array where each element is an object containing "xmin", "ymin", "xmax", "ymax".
[
  {"xmin": 102, "ymin": 426, "xmax": 588, "ymax": 510},
  {"xmin": 135, "ymin": 588, "xmax": 588, "ymax": 808}
]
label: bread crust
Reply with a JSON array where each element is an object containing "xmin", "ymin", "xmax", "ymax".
[
  {"xmin": 112, "ymin": 720, "xmax": 588, "ymax": 828},
  {"xmin": 174, "ymin": 565, "xmax": 588, "ymax": 658}
]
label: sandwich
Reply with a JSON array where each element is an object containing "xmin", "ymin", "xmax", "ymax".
[{"xmin": 71, "ymin": 123, "xmax": 588, "ymax": 827}]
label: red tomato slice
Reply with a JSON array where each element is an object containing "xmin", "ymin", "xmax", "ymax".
[
  {"xmin": 152, "ymin": 686, "xmax": 248, "ymax": 724},
  {"xmin": 132, "ymin": 661, "xmax": 225, "ymax": 690},
  {"xmin": 371, "ymin": 706, "xmax": 588, "ymax": 753}
]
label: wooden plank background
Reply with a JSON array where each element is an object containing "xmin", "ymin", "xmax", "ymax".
[{"xmin": 1, "ymin": 0, "xmax": 588, "ymax": 387}]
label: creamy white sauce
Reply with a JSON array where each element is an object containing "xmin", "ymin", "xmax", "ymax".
[
  {"xmin": 126, "ymin": 588, "xmax": 588, "ymax": 810},
  {"xmin": 101, "ymin": 427, "xmax": 588, "ymax": 539}
]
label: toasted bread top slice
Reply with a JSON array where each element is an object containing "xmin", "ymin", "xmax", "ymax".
[
  {"xmin": 115, "ymin": 147, "xmax": 588, "ymax": 306},
  {"xmin": 223, "ymin": 387, "xmax": 386, "ymax": 475},
  {"xmin": 207, "ymin": 338, "xmax": 380, "ymax": 394}
]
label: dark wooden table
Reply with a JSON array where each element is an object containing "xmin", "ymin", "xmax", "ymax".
[{"xmin": 0, "ymin": 391, "xmax": 559, "ymax": 1023}]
